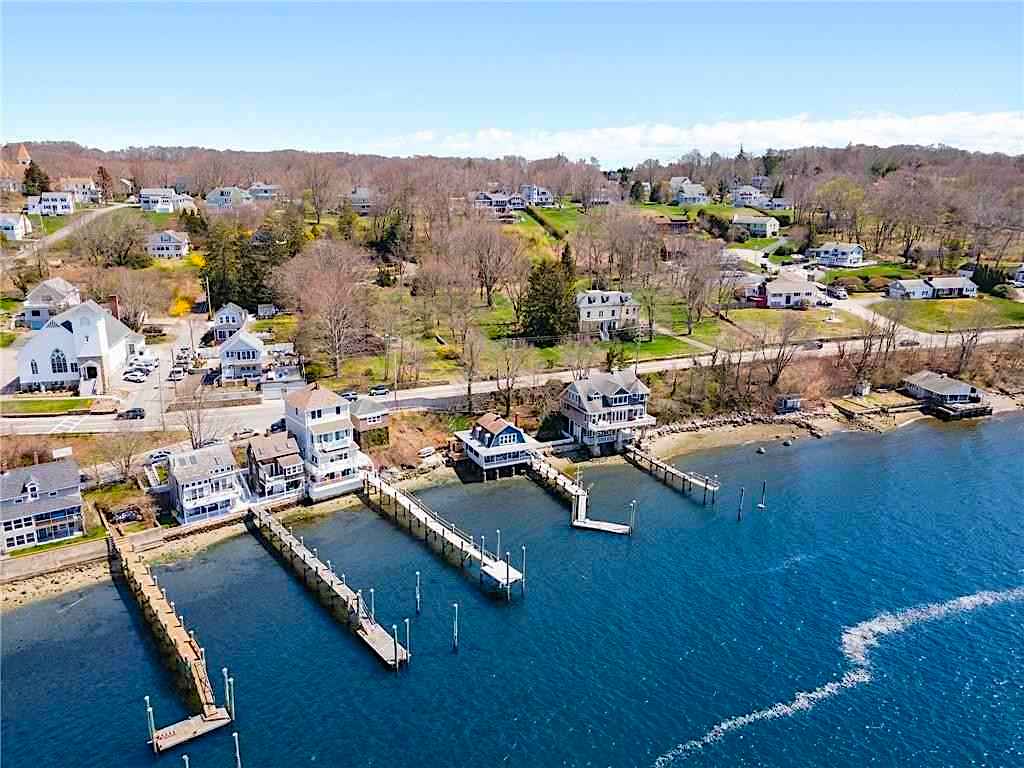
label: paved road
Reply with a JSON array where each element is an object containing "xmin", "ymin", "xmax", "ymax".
[{"xmin": 8, "ymin": 203, "xmax": 130, "ymax": 264}]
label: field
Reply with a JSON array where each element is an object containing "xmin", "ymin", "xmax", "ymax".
[
  {"xmin": 505, "ymin": 215, "xmax": 557, "ymax": 259},
  {"xmin": 825, "ymin": 263, "xmax": 919, "ymax": 284},
  {"xmin": 535, "ymin": 333, "xmax": 702, "ymax": 369},
  {"xmin": 741, "ymin": 237, "xmax": 780, "ymax": 251},
  {"xmin": 0, "ymin": 298, "xmax": 22, "ymax": 313},
  {"xmin": 31, "ymin": 212, "xmax": 82, "ymax": 236},
  {"xmin": 633, "ymin": 202, "xmax": 762, "ymax": 222},
  {"xmin": 529, "ymin": 205, "xmax": 583, "ymax": 237},
  {"xmin": 140, "ymin": 210, "xmax": 177, "ymax": 229},
  {"xmin": 728, "ymin": 307, "xmax": 866, "ymax": 340},
  {"xmin": 871, "ymin": 297, "xmax": 1024, "ymax": 332},
  {"xmin": 0, "ymin": 397, "xmax": 95, "ymax": 415}
]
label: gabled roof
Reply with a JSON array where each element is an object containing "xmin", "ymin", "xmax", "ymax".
[
  {"xmin": 350, "ymin": 396, "xmax": 387, "ymax": 419},
  {"xmin": 566, "ymin": 369, "xmax": 649, "ymax": 412},
  {"xmin": 215, "ymin": 302, "xmax": 246, "ymax": 318},
  {"xmin": 812, "ymin": 241, "xmax": 862, "ymax": 251},
  {"xmin": 732, "ymin": 214, "xmax": 776, "ymax": 225},
  {"xmin": 475, "ymin": 412, "xmax": 517, "ymax": 437},
  {"xmin": 25, "ymin": 277, "xmax": 79, "ymax": 305},
  {"xmin": 16, "ymin": 144, "xmax": 30, "ymax": 162},
  {"xmin": 927, "ymin": 276, "xmax": 976, "ymax": 290},
  {"xmin": 248, "ymin": 434, "xmax": 299, "ymax": 462},
  {"xmin": 139, "ymin": 187, "xmax": 176, "ymax": 197},
  {"xmin": 891, "ymin": 278, "xmax": 930, "ymax": 290},
  {"xmin": 47, "ymin": 300, "xmax": 140, "ymax": 350},
  {"xmin": 903, "ymin": 370, "xmax": 977, "ymax": 397},
  {"xmin": 0, "ymin": 458, "xmax": 80, "ymax": 506},
  {"xmin": 575, "ymin": 290, "xmax": 637, "ymax": 309},
  {"xmin": 766, "ymin": 278, "xmax": 814, "ymax": 294},
  {"xmin": 286, "ymin": 383, "xmax": 344, "ymax": 412},
  {"xmin": 220, "ymin": 329, "xmax": 264, "ymax": 355}
]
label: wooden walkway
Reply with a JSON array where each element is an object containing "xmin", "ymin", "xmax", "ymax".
[
  {"xmin": 108, "ymin": 533, "xmax": 232, "ymax": 753},
  {"xmin": 623, "ymin": 445, "xmax": 720, "ymax": 503},
  {"xmin": 526, "ymin": 455, "xmax": 631, "ymax": 536},
  {"xmin": 249, "ymin": 506, "xmax": 408, "ymax": 668},
  {"xmin": 362, "ymin": 472, "xmax": 523, "ymax": 593}
]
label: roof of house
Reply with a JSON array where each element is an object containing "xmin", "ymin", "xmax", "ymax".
[
  {"xmin": 812, "ymin": 242, "xmax": 862, "ymax": 251},
  {"xmin": 0, "ymin": 212, "xmax": 27, "ymax": 225},
  {"xmin": 0, "ymin": 159, "xmax": 22, "ymax": 180},
  {"xmin": 766, "ymin": 278, "xmax": 814, "ymax": 294},
  {"xmin": 58, "ymin": 176, "xmax": 96, "ymax": 187},
  {"xmin": 732, "ymin": 214, "xmax": 777, "ymax": 225},
  {"xmin": 733, "ymin": 185, "xmax": 760, "ymax": 194},
  {"xmin": 927, "ymin": 276, "xmax": 976, "ymax": 290},
  {"xmin": 139, "ymin": 187, "xmax": 176, "ymax": 197},
  {"xmin": 285, "ymin": 383, "xmax": 344, "ymax": 411},
  {"xmin": 170, "ymin": 445, "xmax": 239, "ymax": 483},
  {"xmin": 903, "ymin": 370, "xmax": 977, "ymax": 396},
  {"xmin": 16, "ymin": 144, "xmax": 30, "ymax": 162},
  {"xmin": 475, "ymin": 412, "xmax": 518, "ymax": 437},
  {"xmin": 47, "ymin": 300, "xmax": 141, "ymax": 350},
  {"xmin": 566, "ymin": 369, "xmax": 649, "ymax": 412},
  {"xmin": 575, "ymin": 290, "xmax": 638, "ymax": 309},
  {"xmin": 247, "ymin": 434, "xmax": 300, "ymax": 462},
  {"xmin": 148, "ymin": 230, "xmax": 189, "ymax": 243},
  {"xmin": 220, "ymin": 329, "xmax": 264, "ymax": 354},
  {"xmin": 677, "ymin": 183, "xmax": 707, "ymax": 196},
  {"xmin": 891, "ymin": 278, "xmax": 930, "ymax": 290},
  {"xmin": 0, "ymin": 458, "xmax": 80, "ymax": 506},
  {"xmin": 350, "ymin": 396, "xmax": 388, "ymax": 419},
  {"xmin": 215, "ymin": 302, "xmax": 246, "ymax": 317},
  {"xmin": 25, "ymin": 277, "xmax": 79, "ymax": 305}
]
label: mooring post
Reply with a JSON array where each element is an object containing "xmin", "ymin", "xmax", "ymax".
[
  {"xmin": 737, "ymin": 487, "xmax": 745, "ymax": 522},
  {"xmin": 505, "ymin": 551, "xmax": 511, "ymax": 601},
  {"xmin": 356, "ymin": 590, "xmax": 363, "ymax": 622},
  {"xmin": 480, "ymin": 535, "xmax": 486, "ymax": 583},
  {"xmin": 222, "ymin": 667, "xmax": 230, "ymax": 710},
  {"xmin": 521, "ymin": 545, "xmax": 527, "ymax": 595},
  {"xmin": 182, "ymin": 756, "xmax": 189, "ymax": 768},
  {"xmin": 452, "ymin": 602, "xmax": 459, "ymax": 652},
  {"xmin": 228, "ymin": 676, "xmax": 236, "ymax": 720},
  {"xmin": 703, "ymin": 483, "xmax": 708, "ymax": 505},
  {"xmin": 189, "ymin": 629, "xmax": 195, "ymax": 644},
  {"xmin": 313, "ymin": 547, "xmax": 318, "ymax": 561},
  {"xmin": 200, "ymin": 647, "xmax": 206, "ymax": 669},
  {"xmin": 145, "ymin": 696, "xmax": 156, "ymax": 752},
  {"xmin": 392, "ymin": 625, "xmax": 400, "ymax": 674},
  {"xmin": 496, "ymin": 529, "xmax": 501, "ymax": 561},
  {"xmin": 757, "ymin": 480, "xmax": 767, "ymax": 510},
  {"xmin": 370, "ymin": 588, "xmax": 376, "ymax": 622},
  {"xmin": 233, "ymin": 731, "xmax": 242, "ymax": 768},
  {"xmin": 415, "ymin": 571, "xmax": 421, "ymax": 615},
  {"xmin": 162, "ymin": 587, "xmax": 167, "ymax": 601},
  {"xmin": 405, "ymin": 617, "xmax": 411, "ymax": 664}
]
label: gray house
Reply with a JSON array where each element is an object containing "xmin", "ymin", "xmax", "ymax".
[
  {"xmin": 213, "ymin": 302, "xmax": 248, "ymax": 342},
  {"xmin": 902, "ymin": 370, "xmax": 981, "ymax": 404},
  {"xmin": 0, "ymin": 459, "xmax": 84, "ymax": 554},
  {"xmin": 560, "ymin": 370, "xmax": 656, "ymax": 455},
  {"xmin": 246, "ymin": 434, "xmax": 304, "ymax": 503},
  {"xmin": 454, "ymin": 413, "xmax": 530, "ymax": 478}
]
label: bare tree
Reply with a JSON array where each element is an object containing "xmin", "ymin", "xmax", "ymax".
[
  {"xmin": 492, "ymin": 341, "xmax": 533, "ymax": 417},
  {"xmin": 174, "ymin": 386, "xmax": 229, "ymax": 449},
  {"xmin": 304, "ymin": 157, "xmax": 334, "ymax": 225},
  {"xmin": 99, "ymin": 427, "xmax": 151, "ymax": 481},
  {"xmin": 503, "ymin": 246, "xmax": 532, "ymax": 331},
  {"xmin": 460, "ymin": 328, "xmax": 486, "ymax": 413},
  {"xmin": 564, "ymin": 339, "xmax": 597, "ymax": 380},
  {"xmin": 453, "ymin": 219, "xmax": 522, "ymax": 307},
  {"xmin": 954, "ymin": 304, "xmax": 997, "ymax": 374},
  {"xmin": 758, "ymin": 313, "xmax": 804, "ymax": 387},
  {"xmin": 672, "ymin": 237, "xmax": 720, "ymax": 335}
]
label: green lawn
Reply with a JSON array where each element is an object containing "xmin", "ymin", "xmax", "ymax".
[
  {"xmin": 529, "ymin": 205, "xmax": 583, "ymax": 237},
  {"xmin": 729, "ymin": 308, "xmax": 866, "ymax": 339},
  {"xmin": 0, "ymin": 397, "xmax": 94, "ymax": 415},
  {"xmin": 0, "ymin": 332, "xmax": 15, "ymax": 348},
  {"xmin": 476, "ymin": 294, "xmax": 518, "ymax": 338},
  {"xmin": 140, "ymin": 210, "xmax": 177, "ymax": 229},
  {"xmin": 505, "ymin": 215, "xmax": 557, "ymax": 260},
  {"xmin": 0, "ymin": 297, "xmax": 22, "ymax": 313},
  {"xmin": 9, "ymin": 527, "xmax": 107, "ymax": 558},
  {"xmin": 871, "ymin": 297, "xmax": 1024, "ymax": 332},
  {"xmin": 825, "ymin": 263, "xmax": 919, "ymax": 283},
  {"xmin": 251, "ymin": 315, "xmax": 299, "ymax": 342},
  {"xmin": 633, "ymin": 202, "xmax": 762, "ymax": 223},
  {"xmin": 742, "ymin": 237, "xmax": 780, "ymax": 251},
  {"xmin": 536, "ymin": 333, "xmax": 701, "ymax": 368},
  {"xmin": 85, "ymin": 481, "xmax": 144, "ymax": 509},
  {"xmin": 32, "ymin": 213, "xmax": 78, "ymax": 236}
]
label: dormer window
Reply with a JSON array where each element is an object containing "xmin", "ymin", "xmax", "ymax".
[{"xmin": 26, "ymin": 483, "xmax": 38, "ymax": 500}]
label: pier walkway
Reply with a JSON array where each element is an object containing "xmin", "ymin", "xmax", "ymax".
[
  {"xmin": 249, "ymin": 506, "xmax": 408, "ymax": 668},
  {"xmin": 108, "ymin": 532, "xmax": 231, "ymax": 752},
  {"xmin": 623, "ymin": 445, "xmax": 720, "ymax": 503},
  {"xmin": 361, "ymin": 471, "xmax": 523, "ymax": 594},
  {"xmin": 526, "ymin": 454, "xmax": 631, "ymax": 535}
]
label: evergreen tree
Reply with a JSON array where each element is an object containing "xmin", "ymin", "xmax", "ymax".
[
  {"xmin": 200, "ymin": 221, "xmax": 242, "ymax": 309},
  {"xmin": 522, "ymin": 259, "xmax": 577, "ymax": 345},
  {"xmin": 95, "ymin": 166, "xmax": 115, "ymax": 201},
  {"xmin": 23, "ymin": 161, "xmax": 50, "ymax": 196},
  {"xmin": 629, "ymin": 180, "xmax": 645, "ymax": 202},
  {"xmin": 560, "ymin": 242, "xmax": 575, "ymax": 283},
  {"xmin": 649, "ymin": 182, "xmax": 662, "ymax": 203},
  {"xmin": 336, "ymin": 199, "xmax": 359, "ymax": 240}
]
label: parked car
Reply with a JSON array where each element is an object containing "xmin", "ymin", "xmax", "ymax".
[
  {"xmin": 123, "ymin": 371, "xmax": 147, "ymax": 384},
  {"xmin": 268, "ymin": 418, "xmax": 286, "ymax": 434},
  {"xmin": 826, "ymin": 285, "xmax": 848, "ymax": 299},
  {"xmin": 232, "ymin": 429, "xmax": 257, "ymax": 441},
  {"xmin": 147, "ymin": 449, "xmax": 172, "ymax": 464},
  {"xmin": 168, "ymin": 369, "xmax": 185, "ymax": 382},
  {"xmin": 341, "ymin": 391, "xmax": 359, "ymax": 401},
  {"xmin": 801, "ymin": 341, "xmax": 825, "ymax": 350},
  {"xmin": 198, "ymin": 437, "xmax": 223, "ymax": 448},
  {"xmin": 815, "ymin": 298, "xmax": 834, "ymax": 307},
  {"xmin": 898, "ymin": 339, "xmax": 921, "ymax": 347},
  {"xmin": 117, "ymin": 407, "xmax": 146, "ymax": 420},
  {"xmin": 417, "ymin": 446, "xmax": 436, "ymax": 459},
  {"xmin": 368, "ymin": 384, "xmax": 390, "ymax": 397}
]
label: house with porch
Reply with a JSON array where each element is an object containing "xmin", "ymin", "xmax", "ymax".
[
  {"xmin": 519, "ymin": 184, "xmax": 554, "ymax": 206},
  {"xmin": 732, "ymin": 214, "xmax": 780, "ymax": 238},
  {"xmin": 168, "ymin": 445, "xmax": 250, "ymax": 525},
  {"xmin": 0, "ymin": 458, "xmax": 84, "ymax": 555},
  {"xmin": 205, "ymin": 186, "xmax": 254, "ymax": 209},
  {"xmin": 213, "ymin": 302, "xmax": 248, "ymax": 342},
  {"xmin": 888, "ymin": 276, "xmax": 977, "ymax": 300},
  {"xmin": 145, "ymin": 230, "xmax": 190, "ymax": 259},
  {"xmin": 759, "ymin": 277, "xmax": 817, "ymax": 308},
  {"xmin": 139, "ymin": 187, "xmax": 195, "ymax": 213},
  {"xmin": 731, "ymin": 185, "xmax": 762, "ymax": 207},
  {"xmin": 22, "ymin": 277, "xmax": 81, "ymax": 329},
  {"xmin": 248, "ymin": 182, "xmax": 281, "ymax": 201},
  {"xmin": 58, "ymin": 177, "xmax": 101, "ymax": 204},
  {"xmin": 560, "ymin": 369, "xmax": 656, "ymax": 455},
  {"xmin": 807, "ymin": 242, "xmax": 864, "ymax": 267},
  {"xmin": 219, "ymin": 329, "xmax": 264, "ymax": 383},
  {"xmin": 675, "ymin": 182, "xmax": 709, "ymax": 206},
  {"xmin": 454, "ymin": 413, "xmax": 530, "ymax": 478},
  {"xmin": 0, "ymin": 212, "xmax": 32, "ymax": 241},
  {"xmin": 285, "ymin": 384, "xmax": 369, "ymax": 501},
  {"xmin": 246, "ymin": 434, "xmax": 304, "ymax": 504},
  {"xmin": 350, "ymin": 187, "xmax": 372, "ymax": 215},
  {"xmin": 576, "ymin": 290, "xmax": 641, "ymax": 340}
]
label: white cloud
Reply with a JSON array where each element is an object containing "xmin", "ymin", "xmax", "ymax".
[{"xmin": 363, "ymin": 111, "xmax": 1024, "ymax": 165}]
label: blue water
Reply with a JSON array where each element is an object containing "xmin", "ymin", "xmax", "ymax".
[{"xmin": 4, "ymin": 416, "xmax": 1023, "ymax": 767}]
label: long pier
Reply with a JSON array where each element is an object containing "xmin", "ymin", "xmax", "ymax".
[
  {"xmin": 109, "ymin": 533, "xmax": 232, "ymax": 753},
  {"xmin": 361, "ymin": 471, "xmax": 524, "ymax": 595},
  {"xmin": 526, "ymin": 455, "xmax": 631, "ymax": 535},
  {"xmin": 248, "ymin": 506, "xmax": 408, "ymax": 668},
  {"xmin": 623, "ymin": 445, "xmax": 720, "ymax": 503}
]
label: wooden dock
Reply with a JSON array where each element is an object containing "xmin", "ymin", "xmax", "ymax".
[
  {"xmin": 623, "ymin": 445, "xmax": 720, "ymax": 503},
  {"xmin": 361, "ymin": 471, "xmax": 524, "ymax": 594},
  {"xmin": 108, "ymin": 533, "xmax": 232, "ymax": 753},
  {"xmin": 526, "ymin": 455, "xmax": 631, "ymax": 535},
  {"xmin": 249, "ymin": 506, "xmax": 408, "ymax": 668}
]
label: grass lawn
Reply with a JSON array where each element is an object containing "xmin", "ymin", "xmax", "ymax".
[
  {"xmin": 742, "ymin": 237, "xmax": 780, "ymax": 251},
  {"xmin": 0, "ymin": 332, "xmax": 16, "ymax": 348},
  {"xmin": 476, "ymin": 294, "xmax": 518, "ymax": 338},
  {"xmin": 825, "ymin": 263, "xmax": 919, "ymax": 283},
  {"xmin": 871, "ymin": 296, "xmax": 1024, "ymax": 332},
  {"xmin": 536, "ymin": 333, "xmax": 701, "ymax": 368},
  {"xmin": 0, "ymin": 397, "xmax": 94, "ymax": 415},
  {"xmin": 85, "ymin": 481, "xmax": 146, "ymax": 510},
  {"xmin": 505, "ymin": 215, "xmax": 557, "ymax": 260},
  {"xmin": 0, "ymin": 298, "xmax": 23, "ymax": 313},
  {"xmin": 9, "ymin": 526, "xmax": 107, "ymax": 558},
  {"xmin": 729, "ymin": 307, "xmax": 866, "ymax": 340},
  {"xmin": 31, "ymin": 212, "xmax": 82, "ymax": 237},
  {"xmin": 529, "ymin": 205, "xmax": 583, "ymax": 237},
  {"xmin": 251, "ymin": 314, "xmax": 299, "ymax": 343},
  {"xmin": 140, "ymin": 210, "xmax": 177, "ymax": 229}
]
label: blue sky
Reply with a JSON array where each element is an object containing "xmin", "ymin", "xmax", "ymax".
[{"xmin": 3, "ymin": 2, "xmax": 1022, "ymax": 164}]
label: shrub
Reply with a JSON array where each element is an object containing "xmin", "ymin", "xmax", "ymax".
[
  {"xmin": 991, "ymin": 283, "xmax": 1012, "ymax": 298},
  {"xmin": 866, "ymin": 276, "xmax": 891, "ymax": 291}
]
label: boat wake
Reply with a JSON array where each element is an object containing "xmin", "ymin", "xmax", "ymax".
[{"xmin": 653, "ymin": 586, "xmax": 1024, "ymax": 765}]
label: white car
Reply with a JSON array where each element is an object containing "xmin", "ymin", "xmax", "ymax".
[
  {"xmin": 147, "ymin": 449, "xmax": 172, "ymax": 464},
  {"xmin": 123, "ymin": 371, "xmax": 147, "ymax": 384},
  {"xmin": 417, "ymin": 446, "xmax": 436, "ymax": 459},
  {"xmin": 167, "ymin": 369, "xmax": 185, "ymax": 382}
]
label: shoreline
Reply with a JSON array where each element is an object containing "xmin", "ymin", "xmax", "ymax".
[{"xmin": 4, "ymin": 403, "xmax": 1020, "ymax": 612}]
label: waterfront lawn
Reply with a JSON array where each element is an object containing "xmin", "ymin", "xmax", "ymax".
[
  {"xmin": 729, "ymin": 308, "xmax": 865, "ymax": 339},
  {"xmin": 871, "ymin": 297, "xmax": 1024, "ymax": 331},
  {"xmin": 506, "ymin": 214, "xmax": 557, "ymax": 259},
  {"xmin": 0, "ymin": 398, "xmax": 94, "ymax": 415},
  {"xmin": 530, "ymin": 204, "xmax": 583, "ymax": 237},
  {"xmin": 9, "ymin": 526, "xmax": 107, "ymax": 558},
  {"xmin": 740, "ymin": 237, "xmax": 780, "ymax": 251},
  {"xmin": 85, "ymin": 481, "xmax": 146, "ymax": 510},
  {"xmin": 535, "ymin": 333, "xmax": 701, "ymax": 368}
]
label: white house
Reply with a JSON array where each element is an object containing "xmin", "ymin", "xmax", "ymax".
[
  {"xmin": 213, "ymin": 302, "xmax": 248, "ymax": 342},
  {"xmin": 903, "ymin": 370, "xmax": 982, "ymax": 405},
  {"xmin": 205, "ymin": 186, "xmax": 253, "ymax": 209},
  {"xmin": 668, "ymin": 176, "xmax": 691, "ymax": 195},
  {"xmin": 22, "ymin": 277, "xmax": 81, "ymax": 329},
  {"xmin": 887, "ymin": 279, "xmax": 933, "ymax": 300},
  {"xmin": 350, "ymin": 187, "xmax": 372, "ymax": 215},
  {"xmin": 139, "ymin": 188, "xmax": 177, "ymax": 212},
  {"xmin": 17, "ymin": 300, "xmax": 145, "ymax": 394},
  {"xmin": 248, "ymin": 182, "xmax": 281, "ymax": 201},
  {"xmin": 560, "ymin": 370, "xmax": 656, "ymax": 455},
  {"xmin": 732, "ymin": 214, "xmax": 780, "ymax": 238},
  {"xmin": 1014, "ymin": 265, "xmax": 1024, "ymax": 284},
  {"xmin": 576, "ymin": 290, "xmax": 641, "ymax": 340},
  {"xmin": 731, "ymin": 185, "xmax": 762, "ymax": 207},
  {"xmin": 1, "ymin": 459, "xmax": 84, "ymax": 554},
  {"xmin": 168, "ymin": 445, "xmax": 250, "ymax": 525},
  {"xmin": 0, "ymin": 212, "xmax": 32, "ymax": 241},
  {"xmin": 755, "ymin": 196, "xmax": 793, "ymax": 211},
  {"xmin": 219, "ymin": 329, "xmax": 264, "ymax": 382},
  {"xmin": 808, "ymin": 242, "xmax": 865, "ymax": 267},
  {"xmin": 58, "ymin": 177, "xmax": 101, "ymax": 204},
  {"xmin": 519, "ymin": 184, "xmax": 554, "ymax": 206},
  {"xmin": 762, "ymin": 277, "xmax": 816, "ymax": 308},
  {"xmin": 454, "ymin": 413, "xmax": 531, "ymax": 478},
  {"xmin": 34, "ymin": 192, "xmax": 74, "ymax": 216},
  {"xmin": 285, "ymin": 384, "xmax": 370, "ymax": 501},
  {"xmin": 473, "ymin": 191, "xmax": 526, "ymax": 214},
  {"xmin": 145, "ymin": 230, "xmax": 190, "ymax": 259},
  {"xmin": 751, "ymin": 175, "xmax": 773, "ymax": 192},
  {"xmin": 675, "ymin": 183, "xmax": 709, "ymax": 206},
  {"xmin": 888, "ymin": 276, "xmax": 977, "ymax": 300}
]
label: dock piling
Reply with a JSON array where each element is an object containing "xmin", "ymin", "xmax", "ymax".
[
  {"xmin": 233, "ymin": 731, "xmax": 242, "ymax": 768},
  {"xmin": 370, "ymin": 588, "xmax": 376, "ymax": 622},
  {"xmin": 505, "ymin": 552, "xmax": 511, "ymax": 601},
  {"xmin": 757, "ymin": 481, "xmax": 767, "ymax": 510},
  {"xmin": 521, "ymin": 545, "xmax": 527, "ymax": 595},
  {"xmin": 452, "ymin": 602, "xmax": 459, "ymax": 652},
  {"xmin": 182, "ymin": 755, "xmax": 189, "ymax": 768},
  {"xmin": 392, "ymin": 625, "xmax": 399, "ymax": 675},
  {"xmin": 228, "ymin": 676, "xmax": 236, "ymax": 720},
  {"xmin": 405, "ymin": 618, "xmax": 411, "ymax": 664},
  {"xmin": 737, "ymin": 487, "xmax": 745, "ymax": 522},
  {"xmin": 496, "ymin": 529, "xmax": 501, "ymax": 561},
  {"xmin": 145, "ymin": 696, "xmax": 156, "ymax": 753},
  {"xmin": 415, "ymin": 571, "xmax": 421, "ymax": 615}
]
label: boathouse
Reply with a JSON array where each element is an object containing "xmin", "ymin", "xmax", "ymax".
[{"xmin": 455, "ymin": 413, "xmax": 530, "ymax": 479}]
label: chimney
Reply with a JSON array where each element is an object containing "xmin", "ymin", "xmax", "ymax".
[{"xmin": 107, "ymin": 294, "xmax": 121, "ymax": 320}]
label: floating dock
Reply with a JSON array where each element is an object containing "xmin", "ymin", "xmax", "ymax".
[
  {"xmin": 623, "ymin": 445, "xmax": 720, "ymax": 503},
  {"xmin": 526, "ymin": 455, "xmax": 631, "ymax": 535},
  {"xmin": 249, "ymin": 506, "xmax": 408, "ymax": 668},
  {"xmin": 109, "ymin": 532, "xmax": 232, "ymax": 753},
  {"xmin": 361, "ymin": 471, "xmax": 524, "ymax": 595}
]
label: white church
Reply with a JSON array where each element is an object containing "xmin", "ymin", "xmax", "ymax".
[{"xmin": 17, "ymin": 301, "xmax": 145, "ymax": 395}]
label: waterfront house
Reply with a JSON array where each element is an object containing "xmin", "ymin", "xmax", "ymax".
[
  {"xmin": 22, "ymin": 277, "xmax": 82, "ymax": 329},
  {"xmin": 519, "ymin": 184, "xmax": 555, "ymax": 207},
  {"xmin": 454, "ymin": 413, "xmax": 530, "ymax": 477},
  {"xmin": 576, "ymin": 290, "xmax": 641, "ymax": 340},
  {"xmin": 145, "ymin": 230, "xmax": 190, "ymax": 259},
  {"xmin": 888, "ymin": 276, "xmax": 977, "ymax": 300},
  {"xmin": 246, "ymin": 434, "xmax": 304, "ymax": 503},
  {"xmin": 0, "ymin": 458, "xmax": 84, "ymax": 555},
  {"xmin": 774, "ymin": 393, "xmax": 802, "ymax": 414},
  {"xmin": 760, "ymin": 277, "xmax": 816, "ymax": 308},
  {"xmin": 473, "ymin": 191, "xmax": 526, "ymax": 215},
  {"xmin": 560, "ymin": 369, "xmax": 656, "ymax": 455},
  {"xmin": 248, "ymin": 182, "xmax": 281, "ymax": 201},
  {"xmin": 205, "ymin": 186, "xmax": 254, "ymax": 209},
  {"xmin": 213, "ymin": 302, "xmax": 248, "ymax": 342},
  {"xmin": 902, "ymin": 370, "xmax": 981, "ymax": 405},
  {"xmin": 0, "ymin": 212, "xmax": 32, "ymax": 241},
  {"xmin": 168, "ymin": 445, "xmax": 249, "ymax": 525},
  {"xmin": 285, "ymin": 384, "xmax": 368, "ymax": 501},
  {"xmin": 219, "ymin": 329, "xmax": 264, "ymax": 383},
  {"xmin": 732, "ymin": 214, "xmax": 780, "ymax": 238},
  {"xmin": 350, "ymin": 396, "xmax": 390, "ymax": 448},
  {"xmin": 675, "ymin": 183, "xmax": 709, "ymax": 206},
  {"xmin": 36, "ymin": 191, "xmax": 75, "ymax": 216},
  {"xmin": 58, "ymin": 177, "xmax": 101, "ymax": 204},
  {"xmin": 807, "ymin": 242, "xmax": 865, "ymax": 267},
  {"xmin": 17, "ymin": 300, "xmax": 145, "ymax": 394}
]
